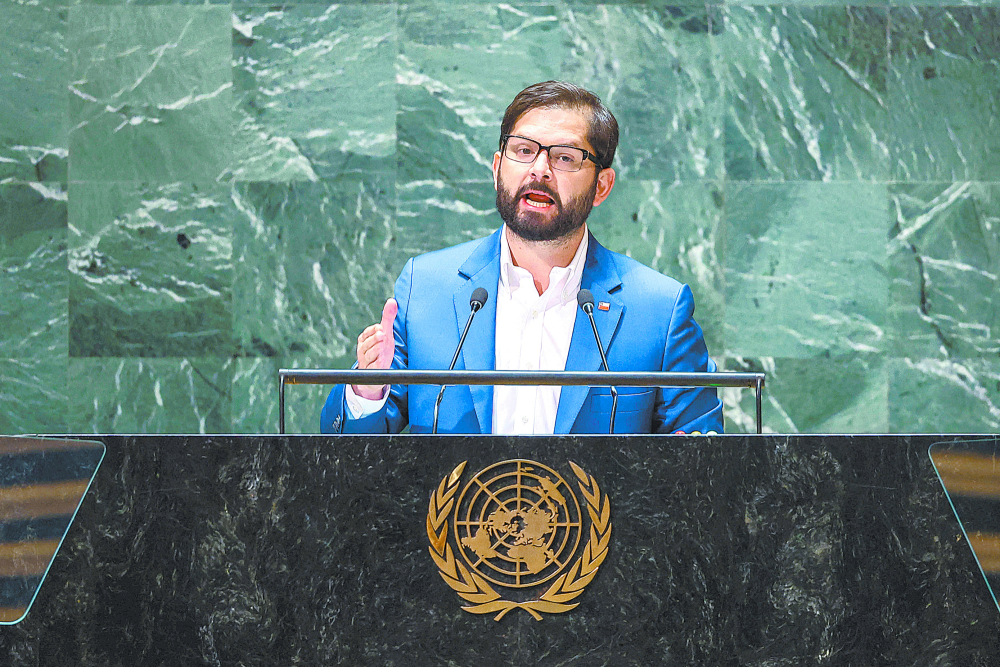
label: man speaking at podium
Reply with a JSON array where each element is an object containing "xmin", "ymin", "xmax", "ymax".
[{"xmin": 321, "ymin": 81, "xmax": 722, "ymax": 435}]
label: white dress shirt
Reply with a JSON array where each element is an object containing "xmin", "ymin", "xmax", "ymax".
[
  {"xmin": 492, "ymin": 226, "xmax": 587, "ymax": 434},
  {"xmin": 345, "ymin": 225, "xmax": 589, "ymax": 434}
]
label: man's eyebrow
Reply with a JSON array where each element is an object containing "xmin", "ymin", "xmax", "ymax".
[{"xmin": 520, "ymin": 135, "xmax": 590, "ymax": 150}]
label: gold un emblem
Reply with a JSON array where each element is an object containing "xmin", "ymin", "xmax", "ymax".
[{"xmin": 427, "ymin": 459, "xmax": 612, "ymax": 620}]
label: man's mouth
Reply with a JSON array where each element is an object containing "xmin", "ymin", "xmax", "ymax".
[{"xmin": 521, "ymin": 190, "xmax": 556, "ymax": 210}]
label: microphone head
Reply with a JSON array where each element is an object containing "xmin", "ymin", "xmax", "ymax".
[
  {"xmin": 577, "ymin": 288, "xmax": 595, "ymax": 312},
  {"xmin": 470, "ymin": 287, "xmax": 488, "ymax": 310}
]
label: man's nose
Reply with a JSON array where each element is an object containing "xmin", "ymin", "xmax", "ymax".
[{"xmin": 528, "ymin": 148, "xmax": 554, "ymax": 180}]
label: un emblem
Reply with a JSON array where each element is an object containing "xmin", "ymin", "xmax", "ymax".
[{"xmin": 427, "ymin": 459, "xmax": 612, "ymax": 620}]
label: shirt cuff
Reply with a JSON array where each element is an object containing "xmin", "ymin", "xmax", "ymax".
[{"xmin": 345, "ymin": 383, "xmax": 389, "ymax": 419}]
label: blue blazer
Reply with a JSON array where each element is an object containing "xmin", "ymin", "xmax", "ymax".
[{"xmin": 321, "ymin": 229, "xmax": 723, "ymax": 434}]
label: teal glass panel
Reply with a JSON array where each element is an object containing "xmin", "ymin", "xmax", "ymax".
[
  {"xmin": 0, "ymin": 437, "xmax": 104, "ymax": 625},
  {"xmin": 929, "ymin": 438, "xmax": 1000, "ymax": 614}
]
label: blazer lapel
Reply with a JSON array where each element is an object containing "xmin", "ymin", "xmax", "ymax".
[
  {"xmin": 454, "ymin": 229, "xmax": 501, "ymax": 433},
  {"xmin": 554, "ymin": 235, "xmax": 624, "ymax": 434}
]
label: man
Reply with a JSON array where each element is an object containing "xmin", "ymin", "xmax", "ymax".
[{"xmin": 321, "ymin": 81, "xmax": 722, "ymax": 435}]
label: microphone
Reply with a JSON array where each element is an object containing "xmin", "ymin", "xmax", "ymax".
[
  {"xmin": 433, "ymin": 287, "xmax": 489, "ymax": 434},
  {"xmin": 577, "ymin": 289, "xmax": 618, "ymax": 434}
]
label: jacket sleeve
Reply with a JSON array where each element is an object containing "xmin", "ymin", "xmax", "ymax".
[
  {"xmin": 654, "ymin": 284, "xmax": 724, "ymax": 434},
  {"xmin": 319, "ymin": 260, "xmax": 413, "ymax": 434}
]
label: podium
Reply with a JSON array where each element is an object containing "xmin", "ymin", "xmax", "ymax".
[{"xmin": 2, "ymin": 434, "xmax": 997, "ymax": 664}]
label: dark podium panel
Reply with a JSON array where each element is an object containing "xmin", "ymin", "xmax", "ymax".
[{"xmin": 1, "ymin": 435, "xmax": 998, "ymax": 664}]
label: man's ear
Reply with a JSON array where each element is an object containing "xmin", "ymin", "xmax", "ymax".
[
  {"xmin": 492, "ymin": 152, "xmax": 502, "ymax": 190},
  {"xmin": 592, "ymin": 167, "xmax": 616, "ymax": 207}
]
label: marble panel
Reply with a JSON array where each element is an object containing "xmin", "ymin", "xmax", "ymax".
[
  {"xmin": 723, "ymin": 181, "xmax": 889, "ymax": 358},
  {"xmin": 723, "ymin": 354, "xmax": 888, "ymax": 433},
  {"xmin": 67, "ymin": 6, "xmax": 232, "ymax": 182},
  {"xmin": 895, "ymin": 0, "xmax": 1000, "ymax": 5},
  {"xmin": 0, "ymin": 359, "xmax": 67, "ymax": 434},
  {"xmin": 889, "ymin": 357, "xmax": 1000, "ymax": 432},
  {"xmin": 557, "ymin": 4, "xmax": 724, "ymax": 182},
  {"xmin": 232, "ymin": 0, "xmax": 395, "ymax": 4},
  {"xmin": 587, "ymin": 180, "xmax": 725, "ymax": 353},
  {"xmin": 724, "ymin": 0, "xmax": 893, "ymax": 5},
  {"xmin": 229, "ymin": 4, "xmax": 397, "ymax": 182},
  {"xmin": 67, "ymin": 181, "xmax": 234, "ymax": 357},
  {"xmin": 231, "ymin": 357, "xmax": 339, "ymax": 435},
  {"xmin": 395, "ymin": 62, "xmax": 501, "ymax": 253},
  {"xmin": 397, "ymin": 3, "xmax": 722, "ymax": 190},
  {"xmin": 0, "ymin": 183, "xmax": 68, "ymax": 359},
  {"xmin": 396, "ymin": 3, "xmax": 569, "ymax": 193},
  {"xmin": 65, "ymin": 357, "xmax": 232, "ymax": 433},
  {"xmin": 61, "ymin": 0, "xmax": 229, "ymax": 5},
  {"xmin": 889, "ymin": 182, "xmax": 1000, "ymax": 360},
  {"xmin": 231, "ymin": 177, "xmax": 399, "ymax": 365},
  {"xmin": 888, "ymin": 7, "xmax": 1000, "ymax": 180},
  {"xmin": 721, "ymin": 6, "xmax": 891, "ymax": 181},
  {"xmin": 0, "ymin": 7, "xmax": 68, "ymax": 184},
  {"xmin": 395, "ymin": 61, "xmax": 499, "ymax": 257}
]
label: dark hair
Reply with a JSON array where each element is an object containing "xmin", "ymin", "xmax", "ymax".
[{"xmin": 499, "ymin": 81, "xmax": 619, "ymax": 169}]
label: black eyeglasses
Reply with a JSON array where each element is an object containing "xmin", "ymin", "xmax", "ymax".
[{"xmin": 501, "ymin": 135, "xmax": 604, "ymax": 172}]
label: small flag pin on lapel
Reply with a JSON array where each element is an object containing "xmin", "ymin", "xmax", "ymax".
[{"xmin": 598, "ymin": 301, "xmax": 610, "ymax": 311}]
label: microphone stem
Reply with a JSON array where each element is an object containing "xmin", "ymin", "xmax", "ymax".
[
  {"xmin": 585, "ymin": 307, "xmax": 618, "ymax": 434},
  {"xmin": 432, "ymin": 388, "xmax": 446, "ymax": 434},
  {"xmin": 433, "ymin": 304, "xmax": 481, "ymax": 434},
  {"xmin": 448, "ymin": 304, "xmax": 479, "ymax": 371}
]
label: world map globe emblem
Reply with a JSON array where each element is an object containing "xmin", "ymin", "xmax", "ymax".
[{"xmin": 453, "ymin": 460, "xmax": 583, "ymax": 589}]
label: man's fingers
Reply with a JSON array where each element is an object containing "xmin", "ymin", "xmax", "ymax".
[
  {"xmin": 357, "ymin": 327, "xmax": 377, "ymax": 351},
  {"xmin": 357, "ymin": 325, "xmax": 380, "ymax": 367},
  {"xmin": 361, "ymin": 344, "xmax": 381, "ymax": 368},
  {"xmin": 379, "ymin": 298, "xmax": 398, "ymax": 332},
  {"xmin": 376, "ymin": 298, "xmax": 398, "ymax": 367},
  {"xmin": 357, "ymin": 298, "xmax": 398, "ymax": 371},
  {"xmin": 358, "ymin": 323, "xmax": 378, "ymax": 343},
  {"xmin": 357, "ymin": 329, "xmax": 384, "ymax": 366}
]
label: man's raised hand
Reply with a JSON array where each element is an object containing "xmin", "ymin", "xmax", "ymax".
[{"xmin": 353, "ymin": 298, "xmax": 398, "ymax": 400}]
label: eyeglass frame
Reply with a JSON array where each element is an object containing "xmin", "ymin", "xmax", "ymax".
[{"xmin": 500, "ymin": 134, "xmax": 607, "ymax": 172}]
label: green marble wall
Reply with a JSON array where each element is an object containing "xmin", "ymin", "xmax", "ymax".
[{"xmin": 1, "ymin": 2, "xmax": 997, "ymax": 435}]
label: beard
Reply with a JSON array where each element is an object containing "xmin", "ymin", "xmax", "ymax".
[{"xmin": 495, "ymin": 172, "xmax": 598, "ymax": 243}]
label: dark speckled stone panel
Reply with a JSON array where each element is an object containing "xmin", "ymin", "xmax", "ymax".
[{"xmin": 0, "ymin": 435, "xmax": 996, "ymax": 664}]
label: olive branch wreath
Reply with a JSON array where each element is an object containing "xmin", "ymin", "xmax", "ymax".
[{"xmin": 426, "ymin": 460, "xmax": 612, "ymax": 621}]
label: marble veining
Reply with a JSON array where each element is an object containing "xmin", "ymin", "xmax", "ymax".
[
  {"xmin": 1, "ymin": 434, "xmax": 997, "ymax": 664},
  {"xmin": 1, "ymin": 3, "xmax": 999, "ymax": 435}
]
